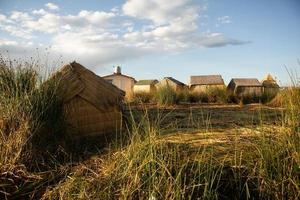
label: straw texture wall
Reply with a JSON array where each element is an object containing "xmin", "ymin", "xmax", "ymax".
[
  {"xmin": 64, "ymin": 96, "xmax": 122, "ymax": 137},
  {"xmin": 156, "ymin": 78, "xmax": 186, "ymax": 92},
  {"xmin": 53, "ymin": 62, "xmax": 124, "ymax": 137},
  {"xmin": 190, "ymin": 85, "xmax": 225, "ymax": 93}
]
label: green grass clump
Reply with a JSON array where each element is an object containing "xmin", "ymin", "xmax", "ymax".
[
  {"xmin": 155, "ymin": 85, "xmax": 178, "ymax": 106},
  {"xmin": 206, "ymin": 87, "xmax": 228, "ymax": 103},
  {"xmin": 130, "ymin": 92, "xmax": 154, "ymax": 104}
]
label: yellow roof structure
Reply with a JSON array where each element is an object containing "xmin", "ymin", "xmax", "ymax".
[
  {"xmin": 263, "ymin": 74, "xmax": 276, "ymax": 82},
  {"xmin": 262, "ymin": 74, "xmax": 279, "ymax": 88},
  {"xmin": 52, "ymin": 62, "xmax": 125, "ymax": 110}
]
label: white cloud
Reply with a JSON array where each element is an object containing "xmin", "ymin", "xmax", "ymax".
[
  {"xmin": 0, "ymin": 39, "xmax": 18, "ymax": 46},
  {"xmin": 51, "ymin": 31, "xmax": 149, "ymax": 67},
  {"xmin": 123, "ymin": 0, "xmax": 197, "ymax": 25},
  {"xmin": 0, "ymin": 24, "xmax": 32, "ymax": 39},
  {"xmin": 45, "ymin": 3, "xmax": 59, "ymax": 11},
  {"xmin": 10, "ymin": 11, "xmax": 32, "ymax": 21},
  {"xmin": 217, "ymin": 16, "xmax": 231, "ymax": 24},
  {"xmin": 0, "ymin": 14, "xmax": 7, "ymax": 22},
  {"xmin": 0, "ymin": 1, "xmax": 249, "ymax": 67},
  {"xmin": 24, "ymin": 13, "xmax": 61, "ymax": 33},
  {"xmin": 76, "ymin": 10, "xmax": 115, "ymax": 24},
  {"xmin": 32, "ymin": 9, "xmax": 47, "ymax": 15},
  {"xmin": 194, "ymin": 33, "xmax": 250, "ymax": 48}
]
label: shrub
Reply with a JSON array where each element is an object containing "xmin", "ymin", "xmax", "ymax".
[
  {"xmin": 187, "ymin": 92, "xmax": 209, "ymax": 103},
  {"xmin": 176, "ymin": 88, "xmax": 191, "ymax": 103},
  {"xmin": 130, "ymin": 92, "xmax": 154, "ymax": 103},
  {"xmin": 226, "ymin": 91, "xmax": 239, "ymax": 104},
  {"xmin": 155, "ymin": 86, "xmax": 177, "ymax": 106},
  {"xmin": 261, "ymin": 89, "xmax": 279, "ymax": 104},
  {"xmin": 240, "ymin": 93, "xmax": 261, "ymax": 104},
  {"xmin": 207, "ymin": 87, "xmax": 228, "ymax": 103}
]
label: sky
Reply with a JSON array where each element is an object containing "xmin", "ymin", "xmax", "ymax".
[{"xmin": 0, "ymin": 0, "xmax": 299, "ymax": 85}]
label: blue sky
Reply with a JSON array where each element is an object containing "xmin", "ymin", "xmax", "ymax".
[{"xmin": 0, "ymin": 0, "xmax": 299, "ymax": 85}]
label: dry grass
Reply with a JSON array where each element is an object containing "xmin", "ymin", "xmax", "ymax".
[{"xmin": 0, "ymin": 57, "xmax": 299, "ymax": 200}]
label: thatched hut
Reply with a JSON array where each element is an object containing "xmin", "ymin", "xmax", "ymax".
[
  {"xmin": 227, "ymin": 78, "xmax": 263, "ymax": 97},
  {"xmin": 53, "ymin": 62, "xmax": 124, "ymax": 137},
  {"xmin": 156, "ymin": 77, "xmax": 186, "ymax": 92},
  {"xmin": 133, "ymin": 79, "xmax": 158, "ymax": 93},
  {"xmin": 262, "ymin": 74, "xmax": 280, "ymax": 95},
  {"xmin": 189, "ymin": 75, "xmax": 225, "ymax": 93}
]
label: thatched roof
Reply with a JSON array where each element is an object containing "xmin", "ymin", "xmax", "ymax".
[
  {"xmin": 102, "ymin": 73, "xmax": 136, "ymax": 82},
  {"xmin": 135, "ymin": 79, "xmax": 158, "ymax": 85},
  {"xmin": 263, "ymin": 74, "xmax": 276, "ymax": 82},
  {"xmin": 164, "ymin": 77, "xmax": 185, "ymax": 86},
  {"xmin": 190, "ymin": 75, "xmax": 224, "ymax": 86},
  {"xmin": 262, "ymin": 74, "xmax": 279, "ymax": 88},
  {"xmin": 230, "ymin": 78, "xmax": 262, "ymax": 87},
  {"xmin": 52, "ymin": 62, "xmax": 124, "ymax": 110}
]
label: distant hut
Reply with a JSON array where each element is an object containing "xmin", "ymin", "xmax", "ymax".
[
  {"xmin": 156, "ymin": 77, "xmax": 186, "ymax": 92},
  {"xmin": 227, "ymin": 78, "xmax": 263, "ymax": 96},
  {"xmin": 262, "ymin": 74, "xmax": 280, "ymax": 96},
  {"xmin": 103, "ymin": 66, "xmax": 136, "ymax": 96},
  {"xmin": 53, "ymin": 62, "xmax": 124, "ymax": 137},
  {"xmin": 133, "ymin": 79, "xmax": 158, "ymax": 93},
  {"xmin": 189, "ymin": 75, "xmax": 225, "ymax": 93}
]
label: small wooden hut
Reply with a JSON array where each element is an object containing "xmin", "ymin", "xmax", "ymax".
[
  {"xmin": 227, "ymin": 78, "xmax": 263, "ymax": 97},
  {"xmin": 156, "ymin": 77, "xmax": 186, "ymax": 92},
  {"xmin": 53, "ymin": 62, "xmax": 124, "ymax": 137},
  {"xmin": 262, "ymin": 74, "xmax": 279, "ymax": 95},
  {"xmin": 189, "ymin": 75, "xmax": 225, "ymax": 93},
  {"xmin": 133, "ymin": 79, "xmax": 158, "ymax": 93}
]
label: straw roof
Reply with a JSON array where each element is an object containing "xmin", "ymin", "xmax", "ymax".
[
  {"xmin": 190, "ymin": 75, "xmax": 224, "ymax": 86},
  {"xmin": 102, "ymin": 73, "xmax": 136, "ymax": 81},
  {"xmin": 262, "ymin": 74, "xmax": 279, "ymax": 88},
  {"xmin": 263, "ymin": 74, "xmax": 276, "ymax": 82},
  {"xmin": 163, "ymin": 77, "xmax": 185, "ymax": 86},
  {"xmin": 230, "ymin": 78, "xmax": 262, "ymax": 87},
  {"xmin": 53, "ymin": 62, "xmax": 124, "ymax": 111},
  {"xmin": 135, "ymin": 79, "xmax": 158, "ymax": 85}
]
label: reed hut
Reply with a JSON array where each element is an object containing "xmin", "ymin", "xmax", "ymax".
[
  {"xmin": 53, "ymin": 62, "xmax": 124, "ymax": 137},
  {"xmin": 227, "ymin": 78, "xmax": 263, "ymax": 97},
  {"xmin": 262, "ymin": 74, "xmax": 280, "ymax": 95},
  {"xmin": 156, "ymin": 77, "xmax": 186, "ymax": 92},
  {"xmin": 189, "ymin": 75, "xmax": 225, "ymax": 93},
  {"xmin": 133, "ymin": 79, "xmax": 158, "ymax": 93}
]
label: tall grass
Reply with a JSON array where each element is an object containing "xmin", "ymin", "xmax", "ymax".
[
  {"xmin": 0, "ymin": 57, "xmax": 299, "ymax": 199},
  {"xmin": 0, "ymin": 57, "xmax": 65, "ymax": 169},
  {"xmin": 0, "ymin": 56, "xmax": 68, "ymax": 199},
  {"xmin": 42, "ymin": 111, "xmax": 228, "ymax": 200},
  {"xmin": 155, "ymin": 85, "xmax": 177, "ymax": 106},
  {"xmin": 42, "ymin": 84, "xmax": 300, "ymax": 199}
]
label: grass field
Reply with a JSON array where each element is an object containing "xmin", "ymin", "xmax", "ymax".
[{"xmin": 0, "ymin": 61, "xmax": 299, "ymax": 199}]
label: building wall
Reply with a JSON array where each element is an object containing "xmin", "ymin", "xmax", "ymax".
[
  {"xmin": 190, "ymin": 85, "xmax": 225, "ymax": 93},
  {"xmin": 156, "ymin": 79, "xmax": 185, "ymax": 92},
  {"xmin": 235, "ymin": 86, "xmax": 263, "ymax": 96},
  {"xmin": 64, "ymin": 96, "xmax": 122, "ymax": 137},
  {"xmin": 103, "ymin": 75, "xmax": 135, "ymax": 95},
  {"xmin": 262, "ymin": 81, "xmax": 280, "ymax": 97},
  {"xmin": 133, "ymin": 85, "xmax": 156, "ymax": 93}
]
